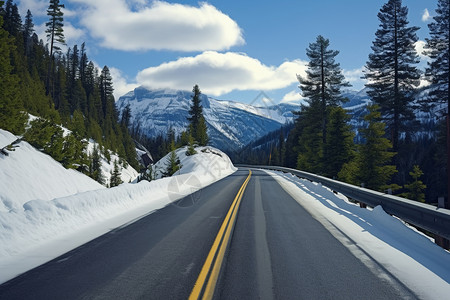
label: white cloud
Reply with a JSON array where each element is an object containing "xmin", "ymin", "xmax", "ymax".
[
  {"xmin": 34, "ymin": 21, "xmax": 85, "ymax": 49},
  {"xmin": 64, "ymin": 22, "xmax": 85, "ymax": 44},
  {"xmin": 70, "ymin": 0, "xmax": 244, "ymax": 52},
  {"xmin": 343, "ymin": 68, "xmax": 366, "ymax": 90},
  {"xmin": 136, "ymin": 51, "xmax": 307, "ymax": 96},
  {"xmin": 110, "ymin": 67, "xmax": 139, "ymax": 100},
  {"xmin": 18, "ymin": 0, "xmax": 48, "ymax": 17},
  {"xmin": 414, "ymin": 40, "xmax": 429, "ymax": 60},
  {"xmin": 281, "ymin": 90, "xmax": 304, "ymax": 103},
  {"xmin": 422, "ymin": 8, "xmax": 431, "ymax": 22}
]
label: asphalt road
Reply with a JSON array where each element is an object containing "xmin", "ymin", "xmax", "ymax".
[{"xmin": 0, "ymin": 169, "xmax": 417, "ymax": 299}]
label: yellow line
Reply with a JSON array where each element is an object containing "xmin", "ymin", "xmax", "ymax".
[
  {"xmin": 202, "ymin": 171, "xmax": 251, "ymax": 300},
  {"xmin": 189, "ymin": 170, "xmax": 252, "ymax": 300}
]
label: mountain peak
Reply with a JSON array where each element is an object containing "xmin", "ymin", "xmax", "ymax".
[{"xmin": 117, "ymin": 86, "xmax": 294, "ymax": 151}]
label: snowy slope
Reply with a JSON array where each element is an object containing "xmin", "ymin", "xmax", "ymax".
[
  {"xmin": 0, "ymin": 129, "xmax": 104, "ymax": 212},
  {"xmin": 85, "ymin": 140, "xmax": 139, "ymax": 185},
  {"xmin": 116, "ymin": 87, "xmax": 298, "ymax": 151},
  {"xmin": 0, "ymin": 144, "xmax": 236, "ymax": 283},
  {"xmin": 268, "ymin": 170, "xmax": 450, "ymax": 300}
]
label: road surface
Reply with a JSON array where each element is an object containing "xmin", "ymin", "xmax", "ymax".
[{"xmin": 0, "ymin": 169, "xmax": 417, "ymax": 299}]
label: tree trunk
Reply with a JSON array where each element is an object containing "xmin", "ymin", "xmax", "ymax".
[{"xmin": 321, "ymin": 43, "xmax": 327, "ymax": 145}]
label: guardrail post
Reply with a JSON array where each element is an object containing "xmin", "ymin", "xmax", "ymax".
[
  {"xmin": 359, "ymin": 183, "xmax": 367, "ymax": 208},
  {"xmin": 436, "ymin": 198, "xmax": 450, "ymax": 249}
]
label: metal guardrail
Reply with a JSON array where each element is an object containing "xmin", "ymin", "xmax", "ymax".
[{"xmin": 236, "ymin": 164, "xmax": 450, "ymax": 240}]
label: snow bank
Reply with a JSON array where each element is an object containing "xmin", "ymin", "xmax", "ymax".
[
  {"xmin": 85, "ymin": 140, "xmax": 139, "ymax": 185},
  {"xmin": 153, "ymin": 146, "xmax": 236, "ymax": 180},
  {"xmin": 0, "ymin": 129, "xmax": 17, "ymax": 149},
  {"xmin": 0, "ymin": 131, "xmax": 104, "ymax": 212},
  {"xmin": 267, "ymin": 170, "xmax": 450, "ymax": 300},
  {"xmin": 0, "ymin": 145, "xmax": 235, "ymax": 283}
]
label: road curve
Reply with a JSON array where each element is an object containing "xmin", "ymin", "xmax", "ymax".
[{"xmin": 0, "ymin": 169, "xmax": 417, "ymax": 299}]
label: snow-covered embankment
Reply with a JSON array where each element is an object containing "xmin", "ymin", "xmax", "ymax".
[{"xmin": 0, "ymin": 129, "xmax": 236, "ymax": 283}]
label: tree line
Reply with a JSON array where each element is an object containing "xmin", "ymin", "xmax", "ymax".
[
  {"xmin": 236, "ymin": 0, "xmax": 449, "ymax": 204},
  {"xmin": 0, "ymin": 0, "xmax": 138, "ymax": 185}
]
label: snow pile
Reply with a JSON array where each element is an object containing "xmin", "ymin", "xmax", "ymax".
[
  {"xmin": 267, "ymin": 170, "xmax": 450, "ymax": 300},
  {"xmin": 153, "ymin": 146, "xmax": 236, "ymax": 180},
  {"xmin": 85, "ymin": 140, "xmax": 139, "ymax": 185},
  {"xmin": 0, "ymin": 129, "xmax": 17, "ymax": 149},
  {"xmin": 0, "ymin": 145, "xmax": 235, "ymax": 283},
  {"xmin": 0, "ymin": 130, "xmax": 104, "ymax": 212}
]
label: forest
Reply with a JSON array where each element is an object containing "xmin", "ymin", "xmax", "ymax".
[
  {"xmin": 234, "ymin": 0, "xmax": 450, "ymax": 205},
  {"xmin": 0, "ymin": 0, "xmax": 138, "ymax": 185},
  {"xmin": 1, "ymin": 0, "xmax": 449, "ymax": 205}
]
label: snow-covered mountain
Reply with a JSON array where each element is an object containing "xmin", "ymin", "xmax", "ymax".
[{"xmin": 116, "ymin": 87, "xmax": 299, "ymax": 151}]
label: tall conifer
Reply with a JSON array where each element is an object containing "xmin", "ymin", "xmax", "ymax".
[
  {"xmin": 364, "ymin": 0, "xmax": 420, "ymax": 154},
  {"xmin": 188, "ymin": 84, "xmax": 208, "ymax": 146},
  {"xmin": 298, "ymin": 35, "xmax": 350, "ymax": 144}
]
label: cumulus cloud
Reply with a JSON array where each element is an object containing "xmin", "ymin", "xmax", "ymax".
[
  {"xmin": 70, "ymin": 0, "xmax": 244, "ymax": 51},
  {"xmin": 110, "ymin": 68, "xmax": 140, "ymax": 100},
  {"xmin": 18, "ymin": 0, "xmax": 48, "ymax": 17},
  {"xmin": 281, "ymin": 90, "xmax": 304, "ymax": 103},
  {"xmin": 136, "ymin": 51, "xmax": 307, "ymax": 96},
  {"xmin": 422, "ymin": 8, "xmax": 431, "ymax": 22},
  {"xmin": 34, "ymin": 21, "xmax": 85, "ymax": 47},
  {"xmin": 414, "ymin": 40, "xmax": 429, "ymax": 60},
  {"xmin": 343, "ymin": 68, "xmax": 366, "ymax": 90}
]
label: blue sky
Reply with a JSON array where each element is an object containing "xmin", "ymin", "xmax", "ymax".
[{"xmin": 17, "ymin": 0, "xmax": 433, "ymax": 104}]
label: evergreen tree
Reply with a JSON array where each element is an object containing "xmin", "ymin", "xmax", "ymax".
[
  {"xmin": 424, "ymin": 0, "xmax": 450, "ymax": 113},
  {"xmin": 339, "ymin": 105, "xmax": 397, "ymax": 191},
  {"xmin": 196, "ymin": 115, "xmax": 209, "ymax": 146},
  {"xmin": 364, "ymin": 0, "xmax": 421, "ymax": 153},
  {"xmin": 423, "ymin": 0, "xmax": 450, "ymax": 207},
  {"xmin": 99, "ymin": 65, "xmax": 114, "ymax": 118},
  {"xmin": 110, "ymin": 160, "xmax": 123, "ymax": 187},
  {"xmin": 296, "ymin": 100, "xmax": 323, "ymax": 173},
  {"xmin": 322, "ymin": 106, "xmax": 355, "ymax": 178},
  {"xmin": 3, "ymin": 0, "xmax": 22, "ymax": 37},
  {"xmin": 188, "ymin": 84, "xmax": 209, "ymax": 146},
  {"xmin": 279, "ymin": 129, "xmax": 286, "ymax": 166},
  {"xmin": 23, "ymin": 9, "xmax": 33, "ymax": 56},
  {"xmin": 163, "ymin": 141, "xmax": 181, "ymax": 177},
  {"xmin": 90, "ymin": 145, "xmax": 105, "ymax": 185},
  {"xmin": 0, "ymin": 5, "xmax": 26, "ymax": 134},
  {"xmin": 45, "ymin": 0, "xmax": 65, "ymax": 96},
  {"xmin": 298, "ymin": 35, "xmax": 350, "ymax": 144},
  {"xmin": 120, "ymin": 103, "xmax": 131, "ymax": 128},
  {"xmin": 186, "ymin": 133, "xmax": 197, "ymax": 156},
  {"xmin": 400, "ymin": 165, "xmax": 426, "ymax": 202}
]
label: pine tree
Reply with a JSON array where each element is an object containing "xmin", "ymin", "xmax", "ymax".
[
  {"xmin": 298, "ymin": 35, "xmax": 350, "ymax": 144},
  {"xmin": 163, "ymin": 141, "xmax": 181, "ymax": 177},
  {"xmin": 45, "ymin": 0, "xmax": 65, "ymax": 96},
  {"xmin": 23, "ymin": 9, "xmax": 33, "ymax": 56},
  {"xmin": 121, "ymin": 103, "xmax": 131, "ymax": 128},
  {"xmin": 0, "ymin": 5, "xmax": 26, "ymax": 134},
  {"xmin": 279, "ymin": 129, "xmax": 286, "ymax": 166},
  {"xmin": 339, "ymin": 105, "xmax": 397, "ymax": 191},
  {"xmin": 400, "ymin": 165, "xmax": 426, "ymax": 202},
  {"xmin": 90, "ymin": 145, "xmax": 105, "ymax": 185},
  {"xmin": 364, "ymin": 0, "xmax": 421, "ymax": 153},
  {"xmin": 188, "ymin": 84, "xmax": 209, "ymax": 146},
  {"xmin": 296, "ymin": 100, "xmax": 323, "ymax": 173},
  {"xmin": 186, "ymin": 133, "xmax": 197, "ymax": 156},
  {"xmin": 110, "ymin": 160, "xmax": 123, "ymax": 187},
  {"xmin": 322, "ymin": 106, "xmax": 355, "ymax": 178},
  {"xmin": 99, "ymin": 65, "xmax": 114, "ymax": 117},
  {"xmin": 423, "ymin": 0, "xmax": 450, "ymax": 208},
  {"xmin": 3, "ymin": 0, "xmax": 22, "ymax": 37},
  {"xmin": 296, "ymin": 100, "xmax": 323, "ymax": 174}
]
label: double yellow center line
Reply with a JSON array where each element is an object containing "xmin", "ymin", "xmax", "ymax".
[{"xmin": 189, "ymin": 170, "xmax": 252, "ymax": 300}]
